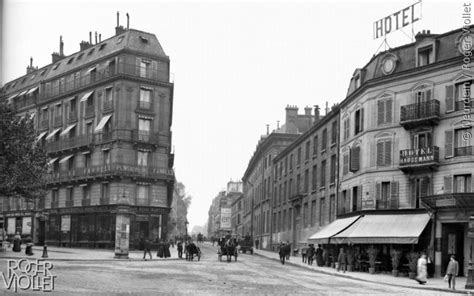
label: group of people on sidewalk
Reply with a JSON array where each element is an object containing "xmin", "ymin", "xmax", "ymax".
[
  {"xmin": 142, "ymin": 238, "xmax": 172, "ymax": 260},
  {"xmin": 414, "ymin": 253, "xmax": 459, "ymax": 290}
]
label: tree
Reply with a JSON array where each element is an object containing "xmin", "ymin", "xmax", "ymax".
[{"xmin": 0, "ymin": 101, "xmax": 49, "ymax": 202}]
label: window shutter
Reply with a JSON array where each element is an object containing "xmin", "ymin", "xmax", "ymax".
[
  {"xmin": 376, "ymin": 182, "xmax": 381, "ymax": 200},
  {"xmin": 343, "ymin": 154, "xmax": 349, "ymax": 175},
  {"xmin": 376, "ymin": 141, "xmax": 384, "ymax": 166},
  {"xmin": 377, "ymin": 100, "xmax": 385, "ymax": 125},
  {"xmin": 425, "ymin": 89, "xmax": 432, "ymax": 101},
  {"xmin": 446, "ymin": 85, "xmax": 455, "ymax": 113},
  {"xmin": 384, "ymin": 140, "xmax": 392, "ymax": 165},
  {"xmin": 386, "ymin": 99, "xmax": 393, "ymax": 123},
  {"xmin": 390, "ymin": 181, "xmax": 399, "ymax": 199},
  {"xmin": 349, "ymin": 146, "xmax": 360, "ymax": 172},
  {"xmin": 420, "ymin": 178, "xmax": 429, "ymax": 197},
  {"xmin": 357, "ymin": 185, "xmax": 362, "ymax": 210},
  {"xmin": 445, "ymin": 130, "xmax": 454, "ymax": 158},
  {"xmin": 466, "ymin": 175, "xmax": 472, "ymax": 193},
  {"xmin": 444, "ymin": 176, "xmax": 453, "ymax": 193},
  {"xmin": 360, "ymin": 108, "xmax": 364, "ymax": 131}
]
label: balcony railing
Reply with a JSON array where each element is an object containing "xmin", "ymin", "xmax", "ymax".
[
  {"xmin": 421, "ymin": 192, "xmax": 474, "ymax": 208},
  {"xmin": 42, "ymin": 129, "xmax": 171, "ymax": 154},
  {"xmin": 103, "ymin": 100, "xmax": 113, "ymax": 112},
  {"xmin": 40, "ymin": 118, "xmax": 49, "ymax": 130},
  {"xmin": 41, "ymin": 62, "xmax": 171, "ymax": 101},
  {"xmin": 400, "ymin": 100, "xmax": 440, "ymax": 128},
  {"xmin": 85, "ymin": 105, "xmax": 94, "ymax": 118},
  {"xmin": 82, "ymin": 199, "xmax": 91, "ymax": 206},
  {"xmin": 99, "ymin": 198, "xmax": 109, "ymax": 205},
  {"xmin": 51, "ymin": 201, "xmax": 59, "ymax": 209},
  {"xmin": 68, "ymin": 111, "xmax": 78, "ymax": 123},
  {"xmin": 455, "ymin": 146, "xmax": 474, "ymax": 156},
  {"xmin": 455, "ymin": 100, "xmax": 474, "ymax": 112},
  {"xmin": 399, "ymin": 146, "xmax": 439, "ymax": 171},
  {"xmin": 376, "ymin": 199, "xmax": 399, "ymax": 210},
  {"xmin": 53, "ymin": 115, "xmax": 62, "ymax": 127},
  {"xmin": 46, "ymin": 163, "xmax": 175, "ymax": 183},
  {"xmin": 138, "ymin": 101, "xmax": 152, "ymax": 110},
  {"xmin": 65, "ymin": 200, "xmax": 74, "ymax": 207}
]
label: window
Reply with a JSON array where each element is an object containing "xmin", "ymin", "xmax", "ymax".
[
  {"xmin": 349, "ymin": 146, "xmax": 361, "ymax": 172},
  {"xmin": 139, "ymin": 88, "xmax": 151, "ymax": 109},
  {"xmin": 70, "ymin": 97, "xmax": 77, "ymax": 114},
  {"xmin": 289, "ymin": 154, "xmax": 293, "ymax": 170},
  {"xmin": 313, "ymin": 135, "xmax": 318, "ymax": 155},
  {"xmin": 117, "ymin": 36, "xmax": 124, "ymax": 44},
  {"xmin": 137, "ymin": 184, "xmax": 149, "ymax": 205},
  {"xmin": 303, "ymin": 203, "xmax": 309, "ymax": 227},
  {"xmin": 67, "ymin": 58, "xmax": 74, "ymax": 64},
  {"xmin": 140, "ymin": 36, "xmax": 149, "ymax": 43},
  {"xmin": 311, "ymin": 200, "xmax": 316, "ymax": 226},
  {"xmin": 304, "ymin": 169, "xmax": 309, "ymax": 193},
  {"xmin": 305, "ymin": 141, "xmax": 310, "ymax": 160},
  {"xmin": 330, "ymin": 155, "xmax": 336, "ymax": 184},
  {"xmin": 82, "ymin": 185, "xmax": 90, "ymax": 200},
  {"xmin": 283, "ymin": 210, "xmax": 287, "ymax": 230},
  {"xmin": 66, "ymin": 187, "xmax": 74, "ymax": 206},
  {"xmin": 297, "ymin": 147, "xmax": 302, "ymax": 165},
  {"xmin": 77, "ymin": 53, "xmax": 84, "ymax": 60},
  {"xmin": 354, "ymin": 109, "xmax": 364, "ymax": 135},
  {"xmin": 377, "ymin": 97, "xmax": 393, "ymax": 125},
  {"xmin": 377, "ymin": 181, "xmax": 399, "ymax": 209},
  {"xmin": 343, "ymin": 153, "xmax": 349, "ymax": 175},
  {"xmin": 85, "ymin": 122, "xmax": 93, "ymax": 137},
  {"xmin": 88, "ymin": 49, "xmax": 95, "ymax": 56},
  {"xmin": 55, "ymin": 104, "xmax": 62, "ymax": 118},
  {"xmin": 289, "ymin": 179, "xmax": 293, "ymax": 197},
  {"xmin": 417, "ymin": 45, "xmax": 433, "ymax": 67},
  {"xmin": 284, "ymin": 157, "xmax": 288, "ymax": 174},
  {"xmin": 99, "ymin": 43, "xmax": 106, "ymax": 51},
  {"xmin": 53, "ymin": 63, "xmax": 60, "ymax": 70},
  {"xmin": 354, "ymin": 74, "xmax": 361, "ymax": 88},
  {"xmin": 67, "ymin": 156, "xmax": 75, "ymax": 170},
  {"xmin": 140, "ymin": 60, "xmax": 150, "ymax": 78},
  {"xmin": 329, "ymin": 194, "xmax": 335, "ymax": 222},
  {"xmin": 446, "ymin": 128, "xmax": 473, "ymax": 157},
  {"xmin": 138, "ymin": 119, "xmax": 151, "ymax": 141},
  {"xmin": 319, "ymin": 197, "xmax": 326, "ymax": 226},
  {"xmin": 296, "ymin": 174, "xmax": 301, "ymax": 194},
  {"xmin": 104, "ymin": 87, "xmax": 113, "ymax": 109},
  {"xmin": 321, "ymin": 129, "xmax": 327, "ymax": 151},
  {"xmin": 312, "ymin": 165, "xmax": 317, "ymax": 191},
  {"xmin": 52, "ymin": 189, "xmax": 59, "ymax": 208},
  {"xmin": 84, "ymin": 153, "xmax": 91, "ymax": 168},
  {"xmin": 376, "ymin": 139, "xmax": 392, "ymax": 166},
  {"xmin": 103, "ymin": 150, "xmax": 110, "ymax": 165},
  {"xmin": 320, "ymin": 160, "xmax": 326, "ymax": 187},
  {"xmin": 454, "ymin": 174, "xmax": 472, "ymax": 193},
  {"xmin": 331, "ymin": 121, "xmax": 338, "ymax": 144}
]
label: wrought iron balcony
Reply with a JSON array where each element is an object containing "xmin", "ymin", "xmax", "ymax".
[
  {"xmin": 400, "ymin": 100, "xmax": 440, "ymax": 129},
  {"xmin": 399, "ymin": 146, "xmax": 439, "ymax": 172},
  {"xmin": 68, "ymin": 111, "xmax": 78, "ymax": 123},
  {"xmin": 375, "ymin": 199, "xmax": 399, "ymax": 210},
  {"xmin": 455, "ymin": 146, "xmax": 474, "ymax": 157}
]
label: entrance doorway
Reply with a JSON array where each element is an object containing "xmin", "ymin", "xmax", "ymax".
[{"xmin": 442, "ymin": 223, "xmax": 465, "ymax": 276}]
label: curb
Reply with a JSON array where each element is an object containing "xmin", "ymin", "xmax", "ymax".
[
  {"xmin": 0, "ymin": 256, "xmax": 182, "ymax": 262},
  {"xmin": 253, "ymin": 252, "xmax": 465, "ymax": 295}
]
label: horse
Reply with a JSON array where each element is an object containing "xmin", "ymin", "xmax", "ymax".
[
  {"xmin": 185, "ymin": 241, "xmax": 200, "ymax": 261},
  {"xmin": 223, "ymin": 238, "xmax": 237, "ymax": 262}
]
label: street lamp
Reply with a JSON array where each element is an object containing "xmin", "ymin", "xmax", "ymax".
[{"xmin": 185, "ymin": 220, "xmax": 189, "ymax": 240}]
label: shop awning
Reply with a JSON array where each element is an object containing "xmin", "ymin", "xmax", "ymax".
[
  {"xmin": 60, "ymin": 123, "xmax": 77, "ymax": 136},
  {"xmin": 307, "ymin": 215, "xmax": 361, "ymax": 244},
  {"xmin": 7, "ymin": 93, "xmax": 19, "ymax": 103},
  {"xmin": 80, "ymin": 91, "xmax": 94, "ymax": 102},
  {"xmin": 45, "ymin": 128, "xmax": 61, "ymax": 140},
  {"xmin": 94, "ymin": 114, "xmax": 112, "ymax": 133},
  {"xmin": 18, "ymin": 90, "xmax": 28, "ymax": 97},
  {"xmin": 48, "ymin": 157, "xmax": 59, "ymax": 166},
  {"xmin": 27, "ymin": 86, "xmax": 39, "ymax": 95},
  {"xmin": 332, "ymin": 213, "xmax": 431, "ymax": 245},
  {"xmin": 36, "ymin": 131, "xmax": 48, "ymax": 141},
  {"xmin": 59, "ymin": 154, "xmax": 74, "ymax": 164}
]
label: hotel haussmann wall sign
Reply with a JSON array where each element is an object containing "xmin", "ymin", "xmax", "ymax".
[{"xmin": 373, "ymin": 1, "xmax": 422, "ymax": 40}]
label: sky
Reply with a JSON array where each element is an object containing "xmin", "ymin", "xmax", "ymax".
[{"xmin": 1, "ymin": 0, "xmax": 463, "ymax": 231}]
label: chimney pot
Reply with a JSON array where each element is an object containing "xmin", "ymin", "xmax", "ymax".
[
  {"xmin": 117, "ymin": 11, "xmax": 120, "ymax": 27},
  {"xmin": 266, "ymin": 124, "xmax": 269, "ymax": 135},
  {"xmin": 89, "ymin": 32, "xmax": 92, "ymax": 44},
  {"xmin": 30, "ymin": 57, "xmax": 33, "ymax": 67},
  {"xmin": 95, "ymin": 32, "xmax": 98, "ymax": 44},
  {"xmin": 314, "ymin": 105, "xmax": 320, "ymax": 122},
  {"xmin": 126, "ymin": 13, "xmax": 129, "ymax": 29},
  {"xmin": 59, "ymin": 36, "xmax": 64, "ymax": 56},
  {"xmin": 99, "ymin": 34, "xmax": 101, "ymax": 43}
]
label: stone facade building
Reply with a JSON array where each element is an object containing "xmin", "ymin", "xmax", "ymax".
[{"xmin": 1, "ymin": 22, "xmax": 175, "ymax": 255}]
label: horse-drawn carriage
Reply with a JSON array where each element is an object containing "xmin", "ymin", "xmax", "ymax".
[
  {"xmin": 185, "ymin": 241, "xmax": 201, "ymax": 261},
  {"xmin": 218, "ymin": 238, "xmax": 238, "ymax": 262},
  {"xmin": 238, "ymin": 238, "xmax": 253, "ymax": 254}
]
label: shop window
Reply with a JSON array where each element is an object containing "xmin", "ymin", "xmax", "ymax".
[{"xmin": 454, "ymin": 174, "xmax": 472, "ymax": 193}]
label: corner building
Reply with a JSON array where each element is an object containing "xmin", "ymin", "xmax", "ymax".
[
  {"xmin": 330, "ymin": 27, "xmax": 474, "ymax": 277},
  {"xmin": 1, "ymin": 24, "xmax": 175, "ymax": 252}
]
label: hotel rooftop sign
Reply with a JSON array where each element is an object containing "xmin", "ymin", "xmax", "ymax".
[{"xmin": 373, "ymin": 1, "xmax": 422, "ymax": 39}]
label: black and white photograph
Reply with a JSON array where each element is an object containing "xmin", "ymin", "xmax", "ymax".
[{"xmin": 0, "ymin": 0, "xmax": 473, "ymax": 295}]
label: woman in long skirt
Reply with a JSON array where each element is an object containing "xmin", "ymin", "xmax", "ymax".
[{"xmin": 416, "ymin": 253, "xmax": 428, "ymax": 284}]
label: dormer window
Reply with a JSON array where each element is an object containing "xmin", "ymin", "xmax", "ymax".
[
  {"xmin": 417, "ymin": 45, "xmax": 433, "ymax": 67},
  {"xmin": 88, "ymin": 49, "xmax": 94, "ymax": 55},
  {"xmin": 354, "ymin": 74, "xmax": 361, "ymax": 89},
  {"xmin": 140, "ymin": 36, "xmax": 149, "ymax": 43},
  {"xmin": 99, "ymin": 43, "xmax": 106, "ymax": 51},
  {"xmin": 41, "ymin": 69, "xmax": 47, "ymax": 76},
  {"xmin": 67, "ymin": 58, "xmax": 74, "ymax": 64},
  {"xmin": 30, "ymin": 74, "xmax": 36, "ymax": 80},
  {"xmin": 77, "ymin": 53, "xmax": 84, "ymax": 60},
  {"xmin": 53, "ymin": 63, "xmax": 60, "ymax": 70},
  {"xmin": 117, "ymin": 36, "xmax": 124, "ymax": 44}
]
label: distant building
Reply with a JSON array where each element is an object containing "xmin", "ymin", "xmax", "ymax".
[
  {"xmin": 0, "ymin": 18, "xmax": 175, "ymax": 255},
  {"xmin": 242, "ymin": 105, "xmax": 314, "ymax": 249}
]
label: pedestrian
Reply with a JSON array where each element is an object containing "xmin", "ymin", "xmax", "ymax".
[
  {"xmin": 285, "ymin": 241, "xmax": 291, "ymax": 260},
  {"xmin": 316, "ymin": 244, "xmax": 324, "ymax": 266},
  {"xmin": 12, "ymin": 232, "xmax": 21, "ymax": 252},
  {"xmin": 307, "ymin": 244, "xmax": 315, "ymax": 266},
  {"xmin": 279, "ymin": 242, "xmax": 286, "ymax": 265},
  {"xmin": 164, "ymin": 240, "xmax": 171, "ymax": 258},
  {"xmin": 143, "ymin": 238, "xmax": 152, "ymax": 260},
  {"xmin": 416, "ymin": 253, "xmax": 428, "ymax": 285},
  {"xmin": 177, "ymin": 240, "xmax": 183, "ymax": 259},
  {"xmin": 301, "ymin": 247, "xmax": 307, "ymax": 263},
  {"xmin": 255, "ymin": 239, "xmax": 259, "ymax": 250},
  {"xmin": 157, "ymin": 239, "xmax": 164, "ymax": 258},
  {"xmin": 337, "ymin": 248, "xmax": 347, "ymax": 272},
  {"xmin": 446, "ymin": 255, "xmax": 459, "ymax": 290}
]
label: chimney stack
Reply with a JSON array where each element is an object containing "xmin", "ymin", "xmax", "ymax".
[
  {"xmin": 115, "ymin": 12, "xmax": 126, "ymax": 35},
  {"xmin": 59, "ymin": 36, "xmax": 63, "ymax": 56},
  {"xmin": 30, "ymin": 57, "xmax": 33, "ymax": 68},
  {"xmin": 266, "ymin": 124, "xmax": 269, "ymax": 135},
  {"xmin": 126, "ymin": 13, "xmax": 130, "ymax": 29},
  {"xmin": 26, "ymin": 57, "xmax": 37, "ymax": 74},
  {"xmin": 277, "ymin": 120, "xmax": 280, "ymax": 129},
  {"xmin": 117, "ymin": 11, "xmax": 119, "ymax": 27},
  {"xmin": 95, "ymin": 32, "xmax": 98, "ymax": 44},
  {"xmin": 325, "ymin": 102, "xmax": 329, "ymax": 115},
  {"xmin": 314, "ymin": 105, "xmax": 320, "ymax": 122},
  {"xmin": 99, "ymin": 34, "xmax": 101, "ymax": 43},
  {"xmin": 304, "ymin": 106, "xmax": 312, "ymax": 116},
  {"xmin": 89, "ymin": 31, "xmax": 92, "ymax": 44}
]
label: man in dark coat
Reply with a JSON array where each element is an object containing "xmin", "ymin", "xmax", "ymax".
[
  {"xmin": 307, "ymin": 244, "xmax": 315, "ymax": 265},
  {"xmin": 143, "ymin": 238, "xmax": 152, "ymax": 260},
  {"xmin": 316, "ymin": 244, "xmax": 324, "ymax": 266},
  {"xmin": 177, "ymin": 241, "xmax": 183, "ymax": 259},
  {"xmin": 164, "ymin": 240, "xmax": 171, "ymax": 258},
  {"xmin": 156, "ymin": 240, "xmax": 164, "ymax": 258}
]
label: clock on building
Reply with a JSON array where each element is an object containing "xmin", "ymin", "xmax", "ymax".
[{"xmin": 381, "ymin": 53, "xmax": 398, "ymax": 75}]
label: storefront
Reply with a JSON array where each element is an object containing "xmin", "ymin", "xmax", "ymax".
[
  {"xmin": 41, "ymin": 205, "xmax": 169, "ymax": 249},
  {"xmin": 2, "ymin": 212, "xmax": 34, "ymax": 239}
]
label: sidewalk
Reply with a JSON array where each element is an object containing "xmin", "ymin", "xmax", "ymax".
[
  {"xmin": 0, "ymin": 244, "xmax": 180, "ymax": 261},
  {"xmin": 254, "ymin": 248, "xmax": 469, "ymax": 294}
]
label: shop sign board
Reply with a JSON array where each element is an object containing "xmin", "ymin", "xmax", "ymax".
[{"xmin": 61, "ymin": 215, "xmax": 71, "ymax": 232}]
